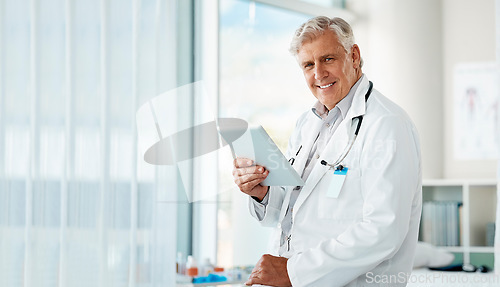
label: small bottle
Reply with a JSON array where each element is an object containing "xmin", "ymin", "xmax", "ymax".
[
  {"xmin": 176, "ymin": 252, "xmax": 186, "ymax": 275},
  {"xmin": 200, "ymin": 258, "xmax": 214, "ymax": 276},
  {"xmin": 185, "ymin": 255, "xmax": 198, "ymax": 277},
  {"xmin": 233, "ymin": 267, "xmax": 242, "ymax": 280},
  {"xmin": 213, "ymin": 266, "xmax": 224, "ymax": 273}
]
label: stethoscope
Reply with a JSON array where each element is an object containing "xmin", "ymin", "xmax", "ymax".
[{"xmin": 289, "ymin": 81, "xmax": 373, "ymax": 171}]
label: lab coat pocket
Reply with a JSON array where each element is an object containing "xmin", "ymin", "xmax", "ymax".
[{"xmin": 317, "ymin": 168, "xmax": 363, "ymax": 219}]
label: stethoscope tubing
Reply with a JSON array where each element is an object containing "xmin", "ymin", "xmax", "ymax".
[{"xmin": 290, "ymin": 81, "xmax": 374, "ymax": 170}]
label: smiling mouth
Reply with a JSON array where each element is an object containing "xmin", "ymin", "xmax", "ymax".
[{"xmin": 318, "ymin": 82, "xmax": 334, "ymax": 89}]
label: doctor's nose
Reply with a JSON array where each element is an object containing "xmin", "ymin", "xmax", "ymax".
[{"xmin": 314, "ymin": 65, "xmax": 328, "ymax": 80}]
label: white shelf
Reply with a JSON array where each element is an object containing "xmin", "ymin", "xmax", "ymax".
[
  {"xmin": 439, "ymin": 246, "xmax": 465, "ymax": 253},
  {"xmin": 423, "ymin": 178, "xmax": 498, "ymax": 187},
  {"xmin": 440, "ymin": 246, "xmax": 495, "ymax": 253},
  {"xmin": 421, "ymin": 179, "xmax": 497, "ymax": 266},
  {"xmin": 467, "ymin": 246, "xmax": 495, "ymax": 253}
]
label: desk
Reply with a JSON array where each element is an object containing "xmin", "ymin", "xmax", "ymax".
[{"xmin": 177, "ymin": 270, "xmax": 500, "ymax": 286}]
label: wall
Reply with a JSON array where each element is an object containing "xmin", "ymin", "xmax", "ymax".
[
  {"xmin": 442, "ymin": 0, "xmax": 497, "ymax": 179},
  {"xmin": 349, "ymin": 0, "xmax": 444, "ymax": 179},
  {"xmin": 349, "ymin": 0, "xmax": 497, "ymax": 179}
]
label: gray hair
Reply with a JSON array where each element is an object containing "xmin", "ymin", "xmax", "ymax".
[{"xmin": 289, "ymin": 16, "xmax": 363, "ymax": 68}]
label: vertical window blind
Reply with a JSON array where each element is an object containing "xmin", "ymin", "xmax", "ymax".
[{"xmin": 0, "ymin": 0, "xmax": 180, "ymax": 286}]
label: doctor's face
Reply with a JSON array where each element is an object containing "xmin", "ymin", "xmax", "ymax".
[{"xmin": 297, "ymin": 30, "xmax": 361, "ymax": 110}]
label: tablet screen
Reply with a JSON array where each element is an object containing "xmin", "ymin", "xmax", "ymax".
[{"xmin": 229, "ymin": 126, "xmax": 305, "ymax": 186}]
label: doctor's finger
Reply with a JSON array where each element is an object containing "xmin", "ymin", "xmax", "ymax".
[
  {"xmin": 233, "ymin": 170, "xmax": 268, "ymax": 184},
  {"xmin": 234, "ymin": 158, "xmax": 254, "ymax": 168},
  {"xmin": 232, "ymin": 165, "xmax": 266, "ymax": 177},
  {"xmin": 234, "ymin": 172, "xmax": 267, "ymax": 187},
  {"xmin": 245, "ymin": 274, "xmax": 262, "ymax": 286},
  {"xmin": 236, "ymin": 176, "xmax": 267, "ymax": 193},
  {"xmin": 245, "ymin": 267, "xmax": 264, "ymax": 286}
]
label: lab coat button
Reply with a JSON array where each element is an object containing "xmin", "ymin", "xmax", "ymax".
[
  {"xmin": 326, "ymin": 123, "xmax": 330, "ymax": 127},
  {"xmin": 277, "ymin": 223, "xmax": 281, "ymax": 229}
]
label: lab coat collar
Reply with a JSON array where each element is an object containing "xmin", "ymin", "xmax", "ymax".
[{"xmin": 348, "ymin": 74, "xmax": 369, "ymax": 119}]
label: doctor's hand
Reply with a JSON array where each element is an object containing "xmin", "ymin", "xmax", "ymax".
[
  {"xmin": 233, "ymin": 158, "xmax": 269, "ymax": 201},
  {"xmin": 245, "ymin": 254, "xmax": 291, "ymax": 287}
]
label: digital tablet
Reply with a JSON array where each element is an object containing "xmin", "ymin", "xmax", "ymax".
[{"xmin": 228, "ymin": 126, "xmax": 305, "ymax": 186}]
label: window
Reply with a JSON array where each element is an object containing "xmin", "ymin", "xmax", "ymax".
[{"xmin": 217, "ymin": 0, "xmax": 311, "ymax": 267}]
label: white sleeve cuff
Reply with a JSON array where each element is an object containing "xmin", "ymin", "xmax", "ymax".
[{"xmin": 251, "ymin": 192, "xmax": 269, "ymax": 221}]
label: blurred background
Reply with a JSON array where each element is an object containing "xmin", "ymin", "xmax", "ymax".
[{"xmin": 0, "ymin": 0, "xmax": 498, "ymax": 286}]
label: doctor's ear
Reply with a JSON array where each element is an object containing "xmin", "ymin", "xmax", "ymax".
[{"xmin": 351, "ymin": 44, "xmax": 361, "ymax": 68}]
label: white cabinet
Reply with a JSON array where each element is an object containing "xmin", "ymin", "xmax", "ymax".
[{"xmin": 421, "ymin": 179, "xmax": 497, "ymax": 268}]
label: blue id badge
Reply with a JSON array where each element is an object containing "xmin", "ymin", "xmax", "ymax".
[{"xmin": 326, "ymin": 167, "xmax": 348, "ymax": 198}]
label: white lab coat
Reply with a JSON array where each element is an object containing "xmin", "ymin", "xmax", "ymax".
[{"xmin": 249, "ymin": 76, "xmax": 422, "ymax": 287}]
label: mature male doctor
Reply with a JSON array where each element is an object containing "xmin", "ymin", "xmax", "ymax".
[{"xmin": 233, "ymin": 16, "xmax": 422, "ymax": 287}]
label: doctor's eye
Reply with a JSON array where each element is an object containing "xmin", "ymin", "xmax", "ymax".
[
  {"xmin": 325, "ymin": 57, "xmax": 334, "ymax": 62},
  {"xmin": 303, "ymin": 62, "xmax": 314, "ymax": 69}
]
